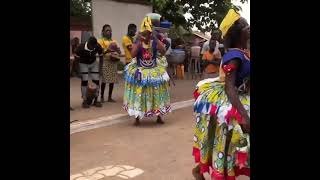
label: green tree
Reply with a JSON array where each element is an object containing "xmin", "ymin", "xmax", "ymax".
[
  {"xmin": 151, "ymin": 0, "xmax": 187, "ymax": 29},
  {"xmin": 179, "ymin": 0, "xmax": 247, "ymax": 32},
  {"xmin": 70, "ymin": 0, "xmax": 92, "ymax": 17},
  {"xmin": 152, "ymin": 0, "xmax": 248, "ymax": 33},
  {"xmin": 71, "ymin": 0, "xmax": 247, "ymax": 32}
]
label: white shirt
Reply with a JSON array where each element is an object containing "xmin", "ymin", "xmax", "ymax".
[{"xmin": 201, "ymin": 40, "xmax": 220, "ymax": 54}]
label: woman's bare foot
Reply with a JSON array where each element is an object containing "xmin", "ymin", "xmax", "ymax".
[
  {"xmin": 134, "ymin": 117, "xmax": 140, "ymax": 126},
  {"xmin": 192, "ymin": 166, "xmax": 205, "ymax": 180},
  {"xmin": 156, "ymin": 116, "xmax": 165, "ymax": 124}
]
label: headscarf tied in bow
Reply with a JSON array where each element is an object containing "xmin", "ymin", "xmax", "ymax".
[
  {"xmin": 219, "ymin": 9, "xmax": 241, "ymax": 38},
  {"xmin": 140, "ymin": 16, "xmax": 152, "ymax": 32},
  {"xmin": 140, "ymin": 13, "xmax": 161, "ymax": 32}
]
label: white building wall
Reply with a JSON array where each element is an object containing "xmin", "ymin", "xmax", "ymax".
[{"xmin": 92, "ymin": 0, "xmax": 152, "ymax": 53}]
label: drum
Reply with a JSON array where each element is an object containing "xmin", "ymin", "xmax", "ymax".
[{"xmin": 86, "ymin": 83, "xmax": 98, "ymax": 104}]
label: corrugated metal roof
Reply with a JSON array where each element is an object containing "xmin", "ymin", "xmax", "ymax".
[{"xmin": 192, "ymin": 31, "xmax": 210, "ymax": 41}]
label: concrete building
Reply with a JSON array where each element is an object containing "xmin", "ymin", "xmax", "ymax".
[
  {"xmin": 70, "ymin": 16, "xmax": 93, "ymax": 44},
  {"xmin": 91, "ymin": 0, "xmax": 152, "ymax": 52},
  {"xmin": 70, "ymin": 16, "xmax": 93, "ymax": 57}
]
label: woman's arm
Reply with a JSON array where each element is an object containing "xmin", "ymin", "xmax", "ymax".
[
  {"xmin": 131, "ymin": 42, "xmax": 141, "ymax": 58},
  {"xmin": 224, "ymin": 59, "xmax": 250, "ymax": 132},
  {"xmin": 131, "ymin": 33, "xmax": 145, "ymax": 58},
  {"xmin": 156, "ymin": 39, "xmax": 166, "ymax": 56},
  {"xmin": 115, "ymin": 45, "xmax": 121, "ymax": 54},
  {"xmin": 153, "ymin": 31, "xmax": 166, "ymax": 56},
  {"xmin": 103, "ymin": 49, "xmax": 112, "ymax": 54}
]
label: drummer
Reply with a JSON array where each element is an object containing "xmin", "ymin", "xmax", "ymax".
[{"xmin": 75, "ymin": 36, "xmax": 103, "ymax": 108}]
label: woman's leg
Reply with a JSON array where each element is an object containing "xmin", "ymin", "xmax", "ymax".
[
  {"xmin": 134, "ymin": 117, "xmax": 140, "ymax": 126},
  {"xmin": 224, "ymin": 129, "xmax": 237, "ymax": 180},
  {"xmin": 100, "ymin": 82, "xmax": 106, "ymax": 102},
  {"xmin": 211, "ymin": 124, "xmax": 236, "ymax": 180},
  {"xmin": 156, "ymin": 115, "xmax": 165, "ymax": 124},
  {"xmin": 108, "ymin": 83, "xmax": 115, "ymax": 102},
  {"xmin": 192, "ymin": 164, "xmax": 205, "ymax": 180}
]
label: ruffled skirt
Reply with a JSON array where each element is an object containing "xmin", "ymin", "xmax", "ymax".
[
  {"xmin": 192, "ymin": 78, "xmax": 250, "ymax": 179},
  {"xmin": 123, "ymin": 57, "xmax": 171, "ymax": 119}
]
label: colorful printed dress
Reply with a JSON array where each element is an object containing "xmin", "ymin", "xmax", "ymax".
[
  {"xmin": 123, "ymin": 38, "xmax": 171, "ymax": 118},
  {"xmin": 192, "ymin": 49, "xmax": 250, "ymax": 180}
]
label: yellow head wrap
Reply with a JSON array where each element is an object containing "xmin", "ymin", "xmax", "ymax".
[
  {"xmin": 219, "ymin": 9, "xmax": 241, "ymax": 38},
  {"xmin": 140, "ymin": 16, "xmax": 153, "ymax": 32},
  {"xmin": 140, "ymin": 13, "xmax": 161, "ymax": 32}
]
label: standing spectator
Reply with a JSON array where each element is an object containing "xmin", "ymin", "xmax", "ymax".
[
  {"xmin": 70, "ymin": 38, "xmax": 81, "ymax": 110},
  {"xmin": 98, "ymin": 24, "xmax": 122, "ymax": 103},
  {"xmin": 122, "ymin": 24, "xmax": 137, "ymax": 65},
  {"xmin": 75, "ymin": 36, "xmax": 103, "ymax": 108},
  {"xmin": 71, "ymin": 37, "xmax": 80, "ymax": 77},
  {"xmin": 70, "ymin": 40, "xmax": 76, "ymax": 111}
]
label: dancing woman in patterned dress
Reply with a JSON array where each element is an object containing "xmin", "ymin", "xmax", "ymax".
[
  {"xmin": 123, "ymin": 13, "xmax": 171, "ymax": 125},
  {"xmin": 192, "ymin": 9, "xmax": 250, "ymax": 180}
]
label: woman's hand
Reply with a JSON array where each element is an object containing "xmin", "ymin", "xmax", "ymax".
[
  {"xmin": 241, "ymin": 117, "xmax": 250, "ymax": 133},
  {"xmin": 153, "ymin": 30, "xmax": 160, "ymax": 41},
  {"xmin": 135, "ymin": 33, "xmax": 145, "ymax": 44}
]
